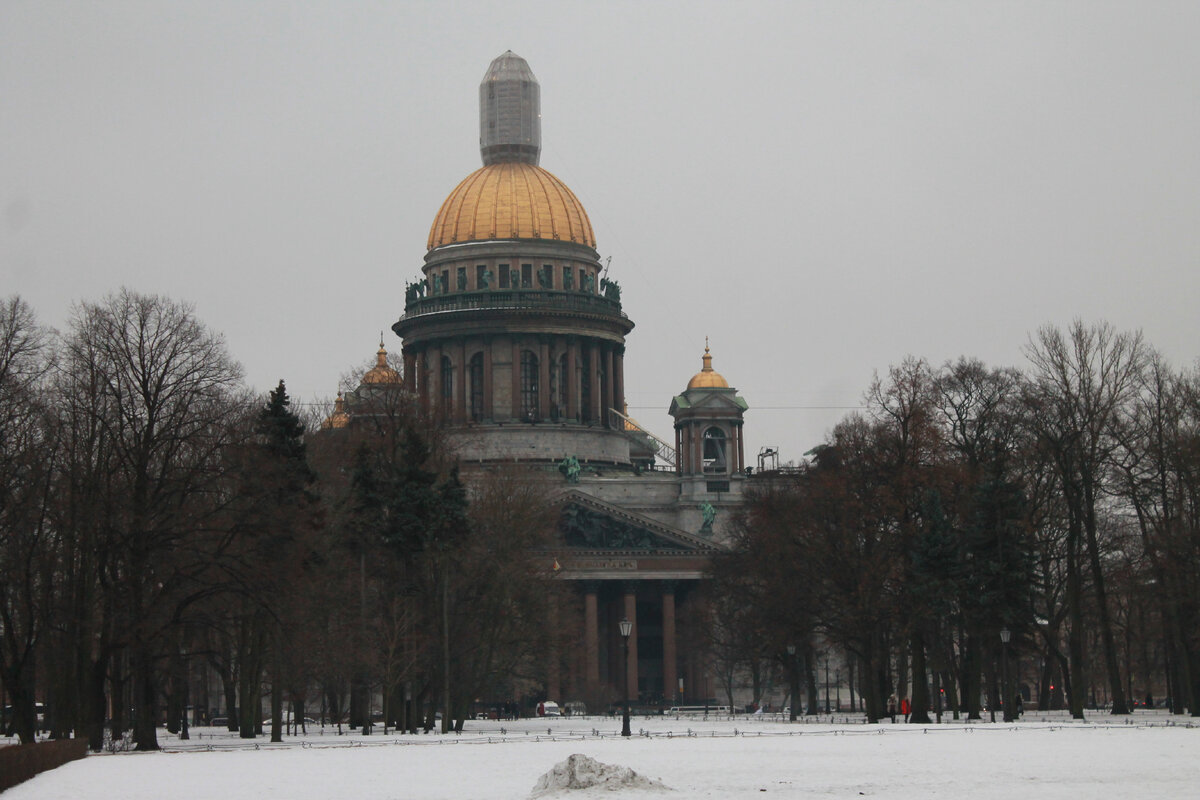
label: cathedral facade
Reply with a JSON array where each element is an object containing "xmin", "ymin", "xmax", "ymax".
[{"xmin": 379, "ymin": 52, "xmax": 751, "ymax": 710}]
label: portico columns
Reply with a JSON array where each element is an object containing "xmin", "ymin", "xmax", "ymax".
[
  {"xmin": 566, "ymin": 338, "xmax": 578, "ymax": 421},
  {"xmin": 482, "ymin": 337, "xmax": 494, "ymax": 420},
  {"xmin": 546, "ymin": 600, "xmax": 561, "ymax": 703},
  {"xmin": 614, "ymin": 347, "xmax": 625, "ymax": 418},
  {"xmin": 511, "ymin": 340, "xmax": 522, "ymax": 420},
  {"xmin": 430, "ymin": 344, "xmax": 443, "ymax": 417},
  {"xmin": 623, "ymin": 583, "xmax": 638, "ymax": 702},
  {"xmin": 583, "ymin": 582, "xmax": 600, "ymax": 701},
  {"xmin": 416, "ymin": 351, "xmax": 429, "ymax": 414},
  {"xmin": 455, "ymin": 340, "xmax": 467, "ymax": 424},
  {"xmin": 603, "ymin": 346, "xmax": 615, "ymax": 426},
  {"xmin": 662, "ymin": 582, "xmax": 678, "ymax": 707},
  {"xmin": 539, "ymin": 338, "xmax": 551, "ymax": 420},
  {"xmin": 403, "ymin": 349, "xmax": 416, "ymax": 392},
  {"xmin": 737, "ymin": 421, "xmax": 745, "ymax": 473},
  {"xmin": 589, "ymin": 341, "xmax": 601, "ymax": 424}
]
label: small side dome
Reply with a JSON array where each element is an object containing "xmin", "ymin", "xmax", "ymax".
[
  {"xmin": 362, "ymin": 341, "xmax": 402, "ymax": 385},
  {"xmin": 687, "ymin": 341, "xmax": 729, "ymax": 390},
  {"xmin": 321, "ymin": 392, "xmax": 351, "ymax": 430}
]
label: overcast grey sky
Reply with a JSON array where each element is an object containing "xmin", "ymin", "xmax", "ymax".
[{"xmin": 3, "ymin": 1, "xmax": 1198, "ymax": 463}]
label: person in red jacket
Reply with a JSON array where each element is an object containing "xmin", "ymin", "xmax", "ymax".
[{"xmin": 900, "ymin": 696, "xmax": 911, "ymax": 723}]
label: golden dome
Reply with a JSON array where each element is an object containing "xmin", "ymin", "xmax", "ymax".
[
  {"xmin": 428, "ymin": 162, "xmax": 596, "ymax": 250},
  {"xmin": 687, "ymin": 341, "xmax": 729, "ymax": 390},
  {"xmin": 321, "ymin": 392, "xmax": 350, "ymax": 430},
  {"xmin": 362, "ymin": 341, "xmax": 402, "ymax": 385}
]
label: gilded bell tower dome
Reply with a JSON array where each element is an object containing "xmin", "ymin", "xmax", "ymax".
[{"xmin": 686, "ymin": 341, "xmax": 730, "ymax": 390}]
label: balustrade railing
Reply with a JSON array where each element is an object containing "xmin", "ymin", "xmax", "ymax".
[{"xmin": 401, "ymin": 289, "xmax": 625, "ymax": 320}]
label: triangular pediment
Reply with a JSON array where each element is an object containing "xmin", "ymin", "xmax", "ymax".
[
  {"xmin": 670, "ymin": 389, "xmax": 748, "ymax": 416},
  {"xmin": 551, "ymin": 490, "xmax": 720, "ymax": 554},
  {"xmin": 690, "ymin": 392, "xmax": 742, "ymax": 410}
]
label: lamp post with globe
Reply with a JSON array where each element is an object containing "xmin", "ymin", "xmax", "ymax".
[
  {"xmin": 620, "ymin": 618, "xmax": 633, "ymax": 737},
  {"xmin": 787, "ymin": 645, "xmax": 799, "ymax": 721},
  {"xmin": 1001, "ymin": 628, "xmax": 1012, "ymax": 722}
]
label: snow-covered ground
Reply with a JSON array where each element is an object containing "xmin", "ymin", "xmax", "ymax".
[{"xmin": 6, "ymin": 712, "xmax": 1198, "ymax": 799}]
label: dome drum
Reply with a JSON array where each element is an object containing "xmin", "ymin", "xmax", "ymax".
[{"xmin": 394, "ymin": 290, "xmax": 630, "ymax": 339}]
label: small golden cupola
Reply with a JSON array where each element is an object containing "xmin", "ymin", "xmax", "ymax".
[
  {"xmin": 321, "ymin": 392, "xmax": 351, "ymax": 430},
  {"xmin": 362, "ymin": 339, "xmax": 402, "ymax": 385},
  {"xmin": 686, "ymin": 340, "xmax": 729, "ymax": 390}
]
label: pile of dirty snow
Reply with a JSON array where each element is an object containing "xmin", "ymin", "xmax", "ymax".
[{"xmin": 531, "ymin": 753, "xmax": 670, "ymax": 796}]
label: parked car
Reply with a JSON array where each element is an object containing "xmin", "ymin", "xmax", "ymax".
[{"xmin": 536, "ymin": 701, "xmax": 561, "ymax": 717}]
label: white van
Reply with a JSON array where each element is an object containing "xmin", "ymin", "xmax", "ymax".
[{"xmin": 537, "ymin": 701, "xmax": 561, "ymax": 717}]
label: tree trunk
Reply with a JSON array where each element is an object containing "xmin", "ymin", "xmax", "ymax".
[
  {"xmin": 909, "ymin": 628, "xmax": 932, "ymax": 723},
  {"xmin": 441, "ymin": 561, "xmax": 451, "ymax": 734},
  {"xmin": 963, "ymin": 633, "xmax": 982, "ymax": 720},
  {"xmin": 1065, "ymin": 507, "xmax": 1087, "ymax": 719},
  {"xmin": 237, "ymin": 630, "xmax": 263, "ymax": 740},
  {"xmin": 87, "ymin": 657, "xmax": 106, "ymax": 750},
  {"xmin": 131, "ymin": 646, "xmax": 160, "ymax": 751},
  {"xmin": 943, "ymin": 668, "xmax": 959, "ymax": 719},
  {"xmin": 1, "ymin": 665, "xmax": 37, "ymax": 744},
  {"xmin": 1081, "ymin": 481, "xmax": 1129, "ymax": 714},
  {"xmin": 270, "ymin": 643, "xmax": 283, "ymax": 742},
  {"xmin": 220, "ymin": 664, "xmax": 238, "ymax": 731},
  {"xmin": 804, "ymin": 644, "xmax": 819, "ymax": 715},
  {"xmin": 108, "ymin": 651, "xmax": 127, "ymax": 746}
]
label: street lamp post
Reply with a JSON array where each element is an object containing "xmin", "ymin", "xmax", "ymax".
[
  {"xmin": 619, "ymin": 617, "xmax": 632, "ymax": 737},
  {"xmin": 787, "ymin": 645, "xmax": 798, "ymax": 722},
  {"xmin": 1000, "ymin": 628, "xmax": 1012, "ymax": 722}
]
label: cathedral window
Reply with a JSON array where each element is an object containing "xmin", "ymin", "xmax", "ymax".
[
  {"xmin": 469, "ymin": 352, "xmax": 484, "ymax": 421},
  {"xmin": 499, "ymin": 264, "xmax": 510, "ymax": 288},
  {"xmin": 441, "ymin": 356, "xmax": 454, "ymax": 410},
  {"xmin": 703, "ymin": 427, "xmax": 727, "ymax": 474},
  {"xmin": 520, "ymin": 350, "xmax": 539, "ymax": 421},
  {"xmin": 521, "ymin": 264, "xmax": 532, "ymax": 288}
]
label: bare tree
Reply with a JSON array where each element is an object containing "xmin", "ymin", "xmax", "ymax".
[
  {"xmin": 1023, "ymin": 320, "xmax": 1148, "ymax": 716},
  {"xmin": 0, "ymin": 296, "xmax": 57, "ymax": 744},
  {"xmin": 1111, "ymin": 353, "xmax": 1200, "ymax": 715},
  {"xmin": 61, "ymin": 289, "xmax": 244, "ymax": 749}
]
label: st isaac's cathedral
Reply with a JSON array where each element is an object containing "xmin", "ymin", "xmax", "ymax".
[{"xmin": 332, "ymin": 52, "xmax": 751, "ymax": 710}]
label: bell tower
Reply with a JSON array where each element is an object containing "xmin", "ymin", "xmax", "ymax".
[{"xmin": 670, "ymin": 342, "xmax": 749, "ymax": 502}]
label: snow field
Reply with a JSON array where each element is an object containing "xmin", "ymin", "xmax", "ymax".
[{"xmin": 5, "ymin": 716, "xmax": 1198, "ymax": 799}]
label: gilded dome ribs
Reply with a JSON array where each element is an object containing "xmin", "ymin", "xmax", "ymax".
[{"xmin": 427, "ymin": 163, "xmax": 595, "ymax": 249}]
